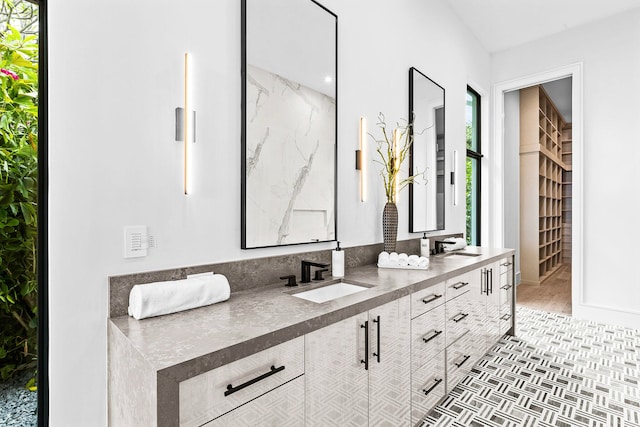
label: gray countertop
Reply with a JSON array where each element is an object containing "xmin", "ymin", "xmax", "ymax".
[{"xmin": 109, "ymin": 246, "xmax": 514, "ymax": 382}]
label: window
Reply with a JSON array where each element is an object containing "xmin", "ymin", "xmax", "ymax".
[{"xmin": 466, "ymin": 87, "xmax": 481, "ymax": 246}]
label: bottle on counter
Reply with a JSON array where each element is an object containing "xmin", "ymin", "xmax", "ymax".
[
  {"xmin": 332, "ymin": 241, "xmax": 344, "ymax": 277},
  {"xmin": 420, "ymin": 233, "xmax": 430, "ymax": 258}
]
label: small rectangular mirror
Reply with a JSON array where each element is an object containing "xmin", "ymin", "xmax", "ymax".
[
  {"xmin": 409, "ymin": 67, "xmax": 445, "ymax": 232},
  {"xmin": 241, "ymin": 0, "xmax": 338, "ymax": 249}
]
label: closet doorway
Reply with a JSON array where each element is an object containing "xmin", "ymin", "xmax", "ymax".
[{"xmin": 504, "ymin": 77, "xmax": 573, "ymax": 316}]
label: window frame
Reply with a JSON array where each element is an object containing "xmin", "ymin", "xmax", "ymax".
[{"xmin": 466, "ymin": 86, "xmax": 482, "ymax": 246}]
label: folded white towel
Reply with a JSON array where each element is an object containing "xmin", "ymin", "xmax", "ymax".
[
  {"xmin": 378, "ymin": 258, "xmax": 391, "ymax": 267},
  {"xmin": 398, "ymin": 253, "xmax": 408, "ymax": 260},
  {"xmin": 128, "ymin": 274, "xmax": 230, "ymax": 320},
  {"xmin": 418, "ymin": 256, "xmax": 430, "ymax": 267},
  {"xmin": 408, "ymin": 255, "xmax": 420, "ymax": 266},
  {"xmin": 378, "ymin": 252, "xmax": 390, "ymax": 264},
  {"xmin": 398, "ymin": 258, "xmax": 409, "ymax": 267},
  {"xmin": 443, "ymin": 237, "xmax": 467, "ymax": 252},
  {"xmin": 389, "ymin": 252, "xmax": 399, "ymax": 262}
]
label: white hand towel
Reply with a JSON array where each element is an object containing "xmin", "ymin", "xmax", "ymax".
[
  {"xmin": 378, "ymin": 251, "xmax": 390, "ymax": 263},
  {"xmin": 443, "ymin": 237, "xmax": 467, "ymax": 252},
  {"xmin": 128, "ymin": 274, "xmax": 230, "ymax": 320},
  {"xmin": 408, "ymin": 255, "xmax": 420, "ymax": 266},
  {"xmin": 418, "ymin": 256, "xmax": 430, "ymax": 268},
  {"xmin": 397, "ymin": 253, "xmax": 409, "ymax": 266},
  {"xmin": 388, "ymin": 252, "xmax": 399, "ymax": 265}
]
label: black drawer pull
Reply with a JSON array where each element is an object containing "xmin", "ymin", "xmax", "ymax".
[
  {"xmin": 422, "ymin": 378, "xmax": 443, "ymax": 396},
  {"xmin": 452, "ymin": 281, "xmax": 469, "ymax": 290},
  {"xmin": 224, "ymin": 365, "xmax": 285, "ymax": 397},
  {"xmin": 452, "ymin": 312, "xmax": 468, "ymax": 323},
  {"xmin": 501, "ymin": 314, "xmax": 512, "ymax": 321},
  {"xmin": 422, "ymin": 329, "xmax": 443, "ymax": 344},
  {"xmin": 422, "ymin": 294, "xmax": 443, "ymax": 304},
  {"xmin": 360, "ymin": 321, "xmax": 369, "ymax": 371},
  {"xmin": 501, "ymin": 284, "xmax": 512, "ymax": 290},
  {"xmin": 373, "ymin": 316, "xmax": 381, "ymax": 363},
  {"xmin": 501, "ymin": 261, "xmax": 512, "ymax": 267},
  {"xmin": 454, "ymin": 355, "xmax": 470, "ymax": 368}
]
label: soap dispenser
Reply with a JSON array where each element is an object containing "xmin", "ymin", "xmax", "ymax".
[
  {"xmin": 332, "ymin": 241, "xmax": 345, "ymax": 277},
  {"xmin": 420, "ymin": 233, "xmax": 430, "ymax": 258}
]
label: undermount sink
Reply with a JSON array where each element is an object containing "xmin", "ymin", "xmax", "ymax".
[
  {"xmin": 291, "ymin": 282, "xmax": 369, "ymax": 304},
  {"xmin": 442, "ymin": 252, "xmax": 481, "ymax": 260}
]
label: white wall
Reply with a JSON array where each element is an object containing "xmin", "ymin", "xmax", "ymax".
[
  {"xmin": 48, "ymin": 0, "xmax": 490, "ymax": 424},
  {"xmin": 492, "ymin": 9, "xmax": 640, "ymax": 328}
]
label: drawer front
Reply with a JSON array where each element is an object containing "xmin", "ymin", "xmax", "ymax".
[
  {"xmin": 445, "ymin": 271, "xmax": 474, "ymax": 301},
  {"xmin": 411, "ymin": 304, "xmax": 445, "ymax": 372},
  {"xmin": 202, "ymin": 376, "xmax": 304, "ymax": 427},
  {"xmin": 445, "ymin": 292, "xmax": 472, "ymax": 346},
  {"xmin": 180, "ymin": 337, "xmax": 304, "ymax": 427},
  {"xmin": 411, "ymin": 350, "xmax": 446, "ymax": 426},
  {"xmin": 411, "ymin": 281, "xmax": 446, "ymax": 319},
  {"xmin": 499, "ymin": 273, "xmax": 513, "ymax": 308},
  {"xmin": 499, "ymin": 310, "xmax": 513, "ymax": 336},
  {"xmin": 446, "ymin": 333, "xmax": 483, "ymax": 393}
]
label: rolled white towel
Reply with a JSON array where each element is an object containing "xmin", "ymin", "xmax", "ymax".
[
  {"xmin": 398, "ymin": 253, "xmax": 409, "ymax": 267},
  {"xmin": 398, "ymin": 253, "xmax": 408, "ymax": 261},
  {"xmin": 388, "ymin": 252, "xmax": 399, "ymax": 265},
  {"xmin": 378, "ymin": 258, "xmax": 392, "ymax": 267},
  {"xmin": 408, "ymin": 255, "xmax": 420, "ymax": 266},
  {"xmin": 418, "ymin": 256, "xmax": 430, "ymax": 268},
  {"xmin": 128, "ymin": 274, "xmax": 230, "ymax": 320},
  {"xmin": 378, "ymin": 251, "xmax": 390, "ymax": 263},
  {"xmin": 443, "ymin": 237, "xmax": 467, "ymax": 252}
]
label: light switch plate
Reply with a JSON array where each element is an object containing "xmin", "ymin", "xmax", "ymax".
[{"xmin": 124, "ymin": 225, "xmax": 148, "ymax": 258}]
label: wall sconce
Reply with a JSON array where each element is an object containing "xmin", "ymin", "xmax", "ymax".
[
  {"xmin": 175, "ymin": 52, "xmax": 195, "ymax": 195},
  {"xmin": 355, "ymin": 117, "xmax": 367, "ymax": 202},
  {"xmin": 451, "ymin": 150, "xmax": 458, "ymax": 206}
]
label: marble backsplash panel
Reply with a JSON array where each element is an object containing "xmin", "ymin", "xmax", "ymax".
[{"xmin": 109, "ymin": 234, "xmax": 462, "ymax": 318}]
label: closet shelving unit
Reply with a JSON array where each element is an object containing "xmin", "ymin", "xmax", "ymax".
[
  {"xmin": 561, "ymin": 125, "xmax": 572, "ymax": 264},
  {"xmin": 520, "ymin": 85, "xmax": 570, "ymax": 285}
]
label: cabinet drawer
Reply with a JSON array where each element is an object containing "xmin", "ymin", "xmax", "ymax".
[
  {"xmin": 500, "ymin": 275, "xmax": 513, "ymax": 307},
  {"xmin": 446, "ymin": 333, "xmax": 483, "ymax": 393},
  {"xmin": 411, "ymin": 350, "xmax": 446, "ymax": 426},
  {"xmin": 411, "ymin": 282, "xmax": 445, "ymax": 319},
  {"xmin": 202, "ymin": 376, "xmax": 304, "ymax": 427},
  {"xmin": 411, "ymin": 305, "xmax": 445, "ymax": 373},
  {"xmin": 445, "ymin": 293, "xmax": 472, "ymax": 346},
  {"xmin": 445, "ymin": 271, "xmax": 474, "ymax": 301},
  {"xmin": 179, "ymin": 337, "xmax": 304, "ymax": 427}
]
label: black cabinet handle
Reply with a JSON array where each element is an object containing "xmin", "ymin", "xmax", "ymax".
[
  {"xmin": 372, "ymin": 316, "xmax": 381, "ymax": 363},
  {"xmin": 489, "ymin": 268, "xmax": 493, "ymax": 294},
  {"xmin": 454, "ymin": 355, "xmax": 470, "ymax": 368},
  {"xmin": 452, "ymin": 281, "xmax": 469, "ymax": 290},
  {"xmin": 501, "ymin": 314, "xmax": 512, "ymax": 321},
  {"xmin": 224, "ymin": 365, "xmax": 285, "ymax": 397},
  {"xmin": 360, "ymin": 321, "xmax": 369, "ymax": 371},
  {"xmin": 422, "ymin": 378, "xmax": 443, "ymax": 396},
  {"xmin": 422, "ymin": 294, "xmax": 443, "ymax": 304},
  {"xmin": 452, "ymin": 312, "xmax": 468, "ymax": 323},
  {"xmin": 501, "ymin": 284, "xmax": 512, "ymax": 290},
  {"xmin": 422, "ymin": 329, "xmax": 443, "ymax": 344},
  {"xmin": 501, "ymin": 261, "xmax": 513, "ymax": 267}
]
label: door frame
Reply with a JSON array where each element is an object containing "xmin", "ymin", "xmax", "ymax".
[{"xmin": 490, "ymin": 62, "xmax": 583, "ymax": 315}]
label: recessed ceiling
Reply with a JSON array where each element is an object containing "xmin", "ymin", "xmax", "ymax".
[{"xmin": 445, "ymin": 0, "xmax": 640, "ymax": 52}]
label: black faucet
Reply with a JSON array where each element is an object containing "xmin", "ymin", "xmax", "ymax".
[
  {"xmin": 301, "ymin": 260, "xmax": 330, "ymax": 283},
  {"xmin": 433, "ymin": 240, "xmax": 451, "ymax": 254}
]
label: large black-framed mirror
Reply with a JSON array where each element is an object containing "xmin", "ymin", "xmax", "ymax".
[
  {"xmin": 409, "ymin": 67, "xmax": 445, "ymax": 232},
  {"xmin": 241, "ymin": 0, "xmax": 338, "ymax": 249}
]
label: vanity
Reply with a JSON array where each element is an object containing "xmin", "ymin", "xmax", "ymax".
[{"xmin": 108, "ymin": 247, "xmax": 515, "ymax": 426}]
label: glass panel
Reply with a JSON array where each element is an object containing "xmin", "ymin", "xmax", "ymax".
[
  {"xmin": 466, "ymin": 156, "xmax": 479, "ymax": 246},
  {"xmin": 465, "ymin": 91, "xmax": 479, "ymax": 151}
]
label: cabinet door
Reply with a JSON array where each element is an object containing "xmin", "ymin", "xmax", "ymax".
[
  {"xmin": 305, "ymin": 313, "xmax": 369, "ymax": 426},
  {"xmin": 202, "ymin": 376, "xmax": 304, "ymax": 427},
  {"xmin": 369, "ymin": 296, "xmax": 411, "ymax": 426},
  {"xmin": 484, "ymin": 263, "xmax": 502, "ymax": 349}
]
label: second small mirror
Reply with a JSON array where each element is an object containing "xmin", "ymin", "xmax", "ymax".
[{"xmin": 409, "ymin": 67, "xmax": 445, "ymax": 232}]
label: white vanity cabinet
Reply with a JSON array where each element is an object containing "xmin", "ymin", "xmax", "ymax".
[
  {"xmin": 305, "ymin": 296, "xmax": 411, "ymax": 426},
  {"xmin": 410, "ymin": 284, "xmax": 446, "ymax": 425},
  {"xmin": 179, "ymin": 337, "xmax": 304, "ymax": 427}
]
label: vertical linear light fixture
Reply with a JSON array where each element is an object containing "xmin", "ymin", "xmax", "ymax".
[
  {"xmin": 451, "ymin": 150, "xmax": 458, "ymax": 205},
  {"xmin": 355, "ymin": 117, "xmax": 367, "ymax": 202},
  {"xmin": 183, "ymin": 52, "xmax": 191, "ymax": 195}
]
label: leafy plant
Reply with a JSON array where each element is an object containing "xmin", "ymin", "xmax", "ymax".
[
  {"xmin": 370, "ymin": 112, "xmax": 424, "ymax": 203},
  {"xmin": 0, "ymin": 0, "xmax": 38, "ymax": 382}
]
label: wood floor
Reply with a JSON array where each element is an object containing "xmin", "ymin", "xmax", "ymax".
[{"xmin": 516, "ymin": 263, "xmax": 572, "ymax": 315}]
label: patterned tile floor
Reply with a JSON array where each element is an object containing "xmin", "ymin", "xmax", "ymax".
[{"xmin": 423, "ymin": 307, "xmax": 640, "ymax": 427}]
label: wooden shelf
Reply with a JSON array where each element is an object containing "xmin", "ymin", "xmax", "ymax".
[{"xmin": 520, "ymin": 86, "xmax": 571, "ymax": 285}]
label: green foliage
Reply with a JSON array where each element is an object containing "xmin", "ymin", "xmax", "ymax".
[{"xmin": 0, "ymin": 0, "xmax": 38, "ymax": 382}]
